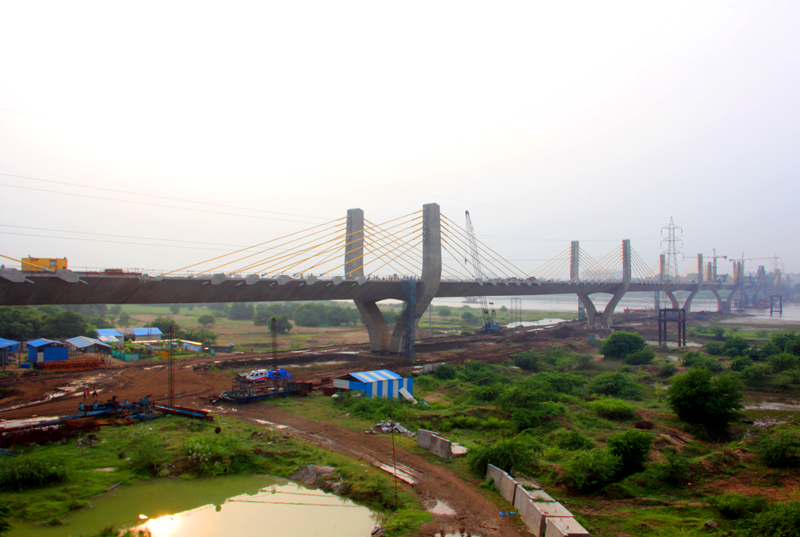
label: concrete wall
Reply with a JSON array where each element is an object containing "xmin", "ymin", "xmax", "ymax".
[
  {"xmin": 486, "ymin": 464, "xmax": 504, "ymax": 487},
  {"xmin": 484, "ymin": 464, "xmax": 517, "ymax": 504},
  {"xmin": 416, "ymin": 429, "xmax": 439, "ymax": 450},
  {"xmin": 544, "ymin": 517, "xmax": 589, "ymax": 537},
  {"xmin": 429, "ymin": 435, "xmax": 454, "ymax": 459},
  {"xmin": 514, "ymin": 486, "xmax": 554, "ymax": 521}
]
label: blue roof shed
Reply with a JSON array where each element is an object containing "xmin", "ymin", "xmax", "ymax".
[
  {"xmin": 333, "ymin": 369, "xmax": 413, "ymax": 398},
  {"xmin": 0, "ymin": 338, "xmax": 19, "ymax": 352},
  {"xmin": 27, "ymin": 339, "xmax": 68, "ymax": 362},
  {"xmin": 96, "ymin": 328, "xmax": 124, "ymax": 339},
  {"xmin": 132, "ymin": 328, "xmax": 163, "ymax": 340}
]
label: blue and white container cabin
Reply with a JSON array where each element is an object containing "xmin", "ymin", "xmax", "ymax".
[
  {"xmin": 0, "ymin": 338, "xmax": 19, "ymax": 365},
  {"xmin": 26, "ymin": 339, "xmax": 68, "ymax": 363},
  {"xmin": 333, "ymin": 370, "xmax": 413, "ymax": 398}
]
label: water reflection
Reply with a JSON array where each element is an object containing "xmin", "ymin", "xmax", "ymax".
[{"xmin": 10, "ymin": 475, "xmax": 375, "ymax": 537}]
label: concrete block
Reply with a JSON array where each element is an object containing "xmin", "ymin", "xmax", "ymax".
[
  {"xmin": 429, "ymin": 435, "xmax": 453, "ymax": 459},
  {"xmin": 416, "ymin": 429, "xmax": 439, "ymax": 450},
  {"xmin": 497, "ymin": 472, "xmax": 517, "ymax": 505},
  {"xmin": 514, "ymin": 486, "xmax": 554, "ymax": 520},
  {"xmin": 486, "ymin": 464, "xmax": 504, "ymax": 486},
  {"xmin": 527, "ymin": 502, "xmax": 573, "ymax": 537},
  {"xmin": 544, "ymin": 516, "xmax": 589, "ymax": 537}
]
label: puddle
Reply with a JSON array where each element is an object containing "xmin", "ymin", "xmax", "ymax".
[
  {"xmin": 9, "ymin": 475, "xmax": 376, "ymax": 537},
  {"xmin": 745, "ymin": 401, "xmax": 800, "ymax": 411},
  {"xmin": 507, "ymin": 318, "xmax": 566, "ymax": 329},
  {"xmin": 429, "ymin": 500, "xmax": 457, "ymax": 516},
  {"xmin": 253, "ymin": 419, "xmax": 289, "ymax": 430},
  {"xmin": 666, "ymin": 355, "xmax": 679, "ymax": 362}
]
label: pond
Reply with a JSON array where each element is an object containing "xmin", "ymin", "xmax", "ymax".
[{"xmin": 9, "ymin": 474, "xmax": 377, "ymax": 537}]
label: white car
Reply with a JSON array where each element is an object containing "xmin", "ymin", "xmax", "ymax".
[{"xmin": 242, "ymin": 369, "xmax": 271, "ymax": 382}]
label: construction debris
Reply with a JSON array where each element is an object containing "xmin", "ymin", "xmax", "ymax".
[{"xmin": 364, "ymin": 420, "xmax": 412, "ymax": 436}]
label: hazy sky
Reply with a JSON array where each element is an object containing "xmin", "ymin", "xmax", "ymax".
[{"xmin": 1, "ymin": 1, "xmax": 798, "ymax": 279}]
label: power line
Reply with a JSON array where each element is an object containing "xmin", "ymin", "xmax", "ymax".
[
  {"xmin": 0, "ymin": 224, "xmax": 251, "ymax": 248},
  {"xmin": 0, "ymin": 181, "xmax": 329, "ymax": 224}
]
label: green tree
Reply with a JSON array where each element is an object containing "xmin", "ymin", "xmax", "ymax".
[
  {"xmin": 198, "ymin": 314, "xmax": 216, "ymax": 328},
  {"xmin": 228, "ymin": 303, "xmax": 255, "ymax": 321},
  {"xmin": 169, "ymin": 304, "xmax": 181, "ymax": 315},
  {"xmin": 721, "ymin": 336, "xmax": 749, "ymax": 356},
  {"xmin": 41, "ymin": 310, "xmax": 93, "ymax": 338},
  {"xmin": 667, "ymin": 368, "xmax": 744, "ymax": 434},
  {"xmin": 295, "ymin": 303, "xmax": 325, "ymax": 327},
  {"xmin": 118, "ymin": 311, "xmax": 131, "ymax": 327},
  {"xmin": 461, "ymin": 311, "xmax": 478, "ymax": 323},
  {"xmin": 253, "ymin": 310, "xmax": 273, "ymax": 326},
  {"xmin": 438, "ymin": 306, "xmax": 452, "ymax": 317},
  {"xmin": 269, "ymin": 315, "xmax": 292, "ymax": 334},
  {"xmin": 148, "ymin": 317, "xmax": 180, "ymax": 335},
  {"xmin": 600, "ymin": 331, "xmax": 646, "ymax": 359},
  {"xmin": 0, "ymin": 504, "xmax": 10, "ymax": 536}
]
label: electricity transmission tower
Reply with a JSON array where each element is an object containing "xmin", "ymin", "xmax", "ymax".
[{"xmin": 658, "ymin": 217, "xmax": 684, "ymax": 307}]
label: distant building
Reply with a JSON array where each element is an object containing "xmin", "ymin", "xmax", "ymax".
[
  {"xmin": 333, "ymin": 370, "xmax": 413, "ymax": 398},
  {"xmin": 95, "ymin": 328, "xmax": 124, "ymax": 343},
  {"xmin": 0, "ymin": 338, "xmax": 19, "ymax": 365},
  {"xmin": 130, "ymin": 328, "xmax": 163, "ymax": 341},
  {"xmin": 21, "ymin": 256, "xmax": 67, "ymax": 272}
]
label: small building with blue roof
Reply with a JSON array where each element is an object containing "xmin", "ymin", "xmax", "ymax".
[
  {"xmin": 131, "ymin": 327, "xmax": 163, "ymax": 341},
  {"xmin": 26, "ymin": 338, "xmax": 68, "ymax": 363},
  {"xmin": 0, "ymin": 338, "xmax": 19, "ymax": 365},
  {"xmin": 333, "ymin": 369, "xmax": 413, "ymax": 398},
  {"xmin": 95, "ymin": 328, "xmax": 124, "ymax": 343}
]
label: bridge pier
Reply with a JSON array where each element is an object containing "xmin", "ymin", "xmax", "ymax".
[
  {"xmin": 575, "ymin": 240, "xmax": 631, "ymax": 329},
  {"xmin": 346, "ymin": 208, "xmax": 392, "ymax": 353},
  {"xmin": 390, "ymin": 203, "xmax": 441, "ymax": 355},
  {"xmin": 682, "ymin": 254, "xmax": 704, "ymax": 312}
]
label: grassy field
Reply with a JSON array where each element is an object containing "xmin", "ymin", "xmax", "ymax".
[{"xmin": 114, "ymin": 302, "xmax": 578, "ymax": 348}]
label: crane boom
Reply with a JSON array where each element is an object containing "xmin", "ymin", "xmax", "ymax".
[{"xmin": 465, "ymin": 211, "xmax": 499, "ymax": 331}]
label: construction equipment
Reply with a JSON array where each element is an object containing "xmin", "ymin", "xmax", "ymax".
[
  {"xmin": 218, "ymin": 316, "xmax": 298, "ymax": 403},
  {"xmin": 465, "ymin": 211, "xmax": 499, "ymax": 332}
]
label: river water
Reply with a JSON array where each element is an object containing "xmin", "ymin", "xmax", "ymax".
[
  {"xmin": 432, "ymin": 294, "xmax": 800, "ymax": 322},
  {"xmin": 10, "ymin": 475, "xmax": 376, "ymax": 537}
]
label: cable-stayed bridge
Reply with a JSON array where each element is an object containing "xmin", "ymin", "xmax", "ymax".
[{"xmin": 0, "ymin": 203, "xmax": 744, "ymax": 354}]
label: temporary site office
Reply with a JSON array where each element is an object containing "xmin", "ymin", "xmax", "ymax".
[
  {"xmin": 0, "ymin": 338, "xmax": 19, "ymax": 364},
  {"xmin": 333, "ymin": 370, "xmax": 413, "ymax": 398},
  {"xmin": 95, "ymin": 328, "xmax": 124, "ymax": 343},
  {"xmin": 26, "ymin": 339, "xmax": 68, "ymax": 363}
]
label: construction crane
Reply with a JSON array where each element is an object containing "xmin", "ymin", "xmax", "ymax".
[{"xmin": 465, "ymin": 211, "xmax": 499, "ymax": 332}]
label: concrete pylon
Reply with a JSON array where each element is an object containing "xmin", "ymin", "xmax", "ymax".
[
  {"xmin": 683, "ymin": 253, "xmax": 704, "ymax": 312},
  {"xmin": 570, "ymin": 241, "xmax": 580, "ymax": 281},
  {"xmin": 348, "ymin": 208, "xmax": 392, "ymax": 353},
  {"xmin": 599, "ymin": 240, "xmax": 631, "ymax": 329},
  {"xmin": 390, "ymin": 203, "xmax": 441, "ymax": 355}
]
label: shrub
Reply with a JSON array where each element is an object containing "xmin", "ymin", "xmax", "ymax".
[
  {"xmin": 740, "ymin": 363, "xmax": 771, "ymax": 388},
  {"xmin": 682, "ymin": 351, "xmax": 723, "ymax": 372},
  {"xmin": 564, "ymin": 449, "xmax": 621, "ymax": 493},
  {"xmin": 181, "ymin": 434, "xmax": 254, "ymax": 476},
  {"xmin": 588, "ymin": 372, "xmax": 643, "ymax": 399},
  {"xmin": 588, "ymin": 398, "xmax": 637, "ymax": 420},
  {"xmin": 722, "ymin": 336, "xmax": 750, "ymax": 357},
  {"xmin": 705, "ymin": 341, "xmax": 724, "ymax": 355},
  {"xmin": 651, "ymin": 449, "xmax": 690, "ymax": 486},
  {"xmin": 607, "ymin": 430, "xmax": 653, "ymax": 476},
  {"xmin": 511, "ymin": 402, "xmax": 565, "ymax": 431},
  {"xmin": 514, "ymin": 352, "xmax": 540, "ymax": 372},
  {"xmin": 658, "ymin": 362, "xmax": 678, "ymax": 377},
  {"xmin": 749, "ymin": 500, "xmax": 800, "ymax": 537},
  {"xmin": 0, "ymin": 454, "xmax": 71, "ymax": 491},
  {"xmin": 467, "ymin": 437, "xmax": 538, "ymax": 476},
  {"xmin": 625, "ymin": 348, "xmax": 655, "ymax": 365},
  {"xmin": 730, "ymin": 356, "xmax": 753, "ymax": 372},
  {"xmin": 711, "ymin": 493, "xmax": 769, "ymax": 519},
  {"xmin": 601, "ymin": 332, "xmax": 646, "ymax": 360},
  {"xmin": 755, "ymin": 431, "xmax": 800, "ymax": 468},
  {"xmin": 769, "ymin": 353, "xmax": 800, "ymax": 373},
  {"xmin": 434, "ymin": 364, "xmax": 456, "ymax": 380},
  {"xmin": 554, "ymin": 429, "xmax": 594, "ymax": 451},
  {"xmin": 667, "ymin": 369, "xmax": 744, "ymax": 434}
]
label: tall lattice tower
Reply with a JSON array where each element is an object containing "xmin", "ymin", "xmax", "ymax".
[{"xmin": 660, "ymin": 217, "xmax": 684, "ymax": 302}]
